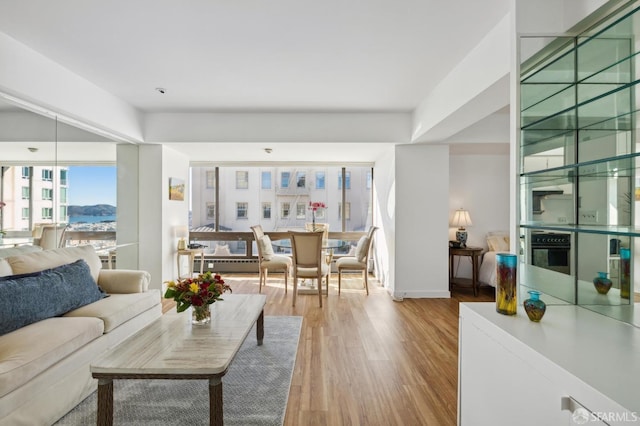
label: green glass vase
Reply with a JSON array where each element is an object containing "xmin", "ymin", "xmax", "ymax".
[
  {"xmin": 592, "ymin": 271, "xmax": 612, "ymax": 295},
  {"xmin": 523, "ymin": 290, "xmax": 546, "ymax": 322}
]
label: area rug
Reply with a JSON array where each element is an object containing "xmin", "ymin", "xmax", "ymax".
[{"xmin": 55, "ymin": 316, "xmax": 302, "ymax": 426}]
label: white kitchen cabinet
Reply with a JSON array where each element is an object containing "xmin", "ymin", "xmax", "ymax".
[{"xmin": 458, "ymin": 303, "xmax": 639, "ymax": 426}]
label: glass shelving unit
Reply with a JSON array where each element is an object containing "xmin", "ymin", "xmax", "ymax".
[{"xmin": 519, "ymin": 4, "xmax": 640, "ymax": 327}]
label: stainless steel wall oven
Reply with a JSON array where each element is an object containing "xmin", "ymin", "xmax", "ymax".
[{"xmin": 531, "ymin": 232, "xmax": 571, "ymax": 275}]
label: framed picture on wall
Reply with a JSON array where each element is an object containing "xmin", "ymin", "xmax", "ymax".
[{"xmin": 169, "ymin": 177, "xmax": 185, "ymax": 201}]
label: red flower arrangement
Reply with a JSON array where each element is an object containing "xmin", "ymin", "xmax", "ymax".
[
  {"xmin": 308, "ymin": 201, "xmax": 327, "ymax": 228},
  {"xmin": 164, "ymin": 271, "xmax": 232, "ymax": 314},
  {"xmin": 308, "ymin": 201, "xmax": 326, "ymax": 211}
]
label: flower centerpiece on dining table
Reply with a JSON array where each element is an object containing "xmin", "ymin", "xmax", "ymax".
[
  {"xmin": 308, "ymin": 201, "xmax": 326, "ymax": 231},
  {"xmin": 164, "ymin": 271, "xmax": 232, "ymax": 325}
]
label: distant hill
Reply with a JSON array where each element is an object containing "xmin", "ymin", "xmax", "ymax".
[{"xmin": 68, "ymin": 204, "xmax": 116, "ymax": 217}]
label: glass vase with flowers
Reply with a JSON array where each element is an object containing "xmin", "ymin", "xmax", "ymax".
[
  {"xmin": 164, "ymin": 271, "xmax": 231, "ymax": 325},
  {"xmin": 308, "ymin": 201, "xmax": 326, "ymax": 231}
]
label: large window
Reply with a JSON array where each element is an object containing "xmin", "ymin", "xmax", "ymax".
[
  {"xmin": 60, "ymin": 169, "xmax": 67, "ymax": 185},
  {"xmin": 21, "ymin": 208, "xmax": 29, "ymax": 220},
  {"xmin": 60, "ymin": 187, "xmax": 67, "ymax": 203},
  {"xmin": 42, "ymin": 169, "xmax": 53, "ymax": 181},
  {"xmin": 21, "ymin": 167, "xmax": 30, "ymax": 179},
  {"xmin": 42, "ymin": 188, "xmax": 53, "ymax": 200},
  {"xmin": 189, "ymin": 165, "xmax": 372, "ymax": 233},
  {"xmin": 21, "ymin": 187, "xmax": 29, "ymax": 199}
]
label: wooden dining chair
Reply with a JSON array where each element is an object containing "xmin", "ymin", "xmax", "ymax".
[
  {"xmin": 251, "ymin": 225, "xmax": 291, "ymax": 294},
  {"xmin": 290, "ymin": 230, "xmax": 329, "ymax": 307},
  {"xmin": 336, "ymin": 226, "xmax": 378, "ymax": 295}
]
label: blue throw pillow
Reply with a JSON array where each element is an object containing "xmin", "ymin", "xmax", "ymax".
[{"xmin": 0, "ymin": 259, "xmax": 105, "ymax": 336}]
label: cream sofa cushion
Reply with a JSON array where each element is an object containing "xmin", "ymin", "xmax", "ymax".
[
  {"xmin": 0, "ymin": 317, "xmax": 103, "ymax": 398},
  {"xmin": 0, "ymin": 259, "xmax": 11, "ymax": 278},
  {"xmin": 0, "ymin": 245, "xmax": 42, "ymax": 259},
  {"xmin": 63, "ymin": 290, "xmax": 161, "ymax": 333},
  {"xmin": 6, "ymin": 245, "xmax": 102, "ymax": 282},
  {"xmin": 97, "ymin": 269, "xmax": 151, "ymax": 293}
]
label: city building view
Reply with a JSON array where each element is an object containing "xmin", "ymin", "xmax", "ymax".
[{"xmin": 1, "ymin": 163, "xmax": 372, "ymax": 257}]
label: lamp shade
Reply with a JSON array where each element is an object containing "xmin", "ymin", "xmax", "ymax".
[
  {"xmin": 450, "ymin": 209, "xmax": 472, "ymax": 229},
  {"xmin": 173, "ymin": 225, "xmax": 189, "ymax": 239}
]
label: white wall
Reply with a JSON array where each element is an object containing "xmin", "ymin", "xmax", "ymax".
[
  {"xmin": 116, "ymin": 144, "xmax": 140, "ymax": 270},
  {"xmin": 449, "ymin": 153, "xmax": 510, "ymax": 279},
  {"xmin": 144, "ymin": 112, "xmax": 411, "ymax": 144},
  {"xmin": 394, "ymin": 144, "xmax": 450, "ymax": 298},
  {"xmin": 372, "ymin": 147, "xmax": 396, "ymax": 293},
  {"xmin": 136, "ymin": 145, "xmax": 190, "ymax": 290}
]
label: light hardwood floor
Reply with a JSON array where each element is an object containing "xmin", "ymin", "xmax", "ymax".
[{"xmin": 163, "ymin": 274, "xmax": 495, "ymax": 425}]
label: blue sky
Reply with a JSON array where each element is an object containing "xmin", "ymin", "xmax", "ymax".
[{"xmin": 68, "ymin": 166, "xmax": 116, "ymax": 206}]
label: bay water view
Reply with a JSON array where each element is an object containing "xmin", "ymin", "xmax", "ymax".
[{"xmin": 69, "ymin": 215, "xmax": 116, "ymax": 224}]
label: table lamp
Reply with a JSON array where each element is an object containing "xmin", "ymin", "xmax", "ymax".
[
  {"xmin": 174, "ymin": 226, "xmax": 189, "ymax": 250},
  {"xmin": 451, "ymin": 208, "xmax": 472, "ymax": 247}
]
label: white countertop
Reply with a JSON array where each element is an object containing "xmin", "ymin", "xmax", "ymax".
[{"xmin": 460, "ymin": 302, "xmax": 640, "ymax": 414}]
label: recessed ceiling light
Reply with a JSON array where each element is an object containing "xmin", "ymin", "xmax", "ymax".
[
  {"xmin": 155, "ymin": 87, "xmax": 166, "ymax": 94},
  {"xmin": 27, "ymin": 147, "xmax": 38, "ymax": 153},
  {"xmin": 264, "ymin": 148, "xmax": 273, "ymax": 154}
]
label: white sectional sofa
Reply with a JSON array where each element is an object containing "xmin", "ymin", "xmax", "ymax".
[{"xmin": 0, "ymin": 245, "xmax": 162, "ymax": 426}]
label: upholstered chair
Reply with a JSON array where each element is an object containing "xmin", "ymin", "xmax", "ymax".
[
  {"xmin": 336, "ymin": 226, "xmax": 378, "ymax": 295},
  {"xmin": 304, "ymin": 222, "xmax": 329, "ymax": 242},
  {"xmin": 35, "ymin": 224, "xmax": 69, "ymax": 250},
  {"xmin": 289, "ymin": 230, "xmax": 329, "ymax": 307},
  {"xmin": 251, "ymin": 225, "xmax": 291, "ymax": 294}
]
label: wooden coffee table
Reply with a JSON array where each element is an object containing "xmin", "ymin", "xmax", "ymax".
[{"xmin": 91, "ymin": 294, "xmax": 266, "ymax": 426}]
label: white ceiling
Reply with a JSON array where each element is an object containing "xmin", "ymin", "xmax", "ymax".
[{"xmin": 0, "ymin": 0, "xmax": 510, "ymax": 113}]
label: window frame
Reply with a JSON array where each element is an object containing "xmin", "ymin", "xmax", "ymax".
[
  {"xmin": 236, "ymin": 202, "xmax": 248, "ymax": 219},
  {"xmin": 261, "ymin": 171, "xmax": 272, "ymax": 190},
  {"xmin": 235, "ymin": 171, "xmax": 249, "ymax": 189},
  {"xmin": 281, "ymin": 202, "xmax": 290, "ymax": 218},
  {"xmin": 262, "ymin": 202, "xmax": 272, "ymax": 219},
  {"xmin": 281, "ymin": 172, "xmax": 290, "ymax": 188},
  {"xmin": 315, "ymin": 171, "xmax": 325, "ymax": 189}
]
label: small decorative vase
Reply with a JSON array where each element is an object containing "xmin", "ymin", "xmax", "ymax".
[
  {"xmin": 620, "ymin": 248, "xmax": 631, "ymax": 300},
  {"xmin": 191, "ymin": 304, "xmax": 211, "ymax": 325},
  {"xmin": 496, "ymin": 253, "xmax": 517, "ymax": 315},
  {"xmin": 593, "ymin": 271, "xmax": 612, "ymax": 295},
  {"xmin": 523, "ymin": 290, "xmax": 546, "ymax": 322}
]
